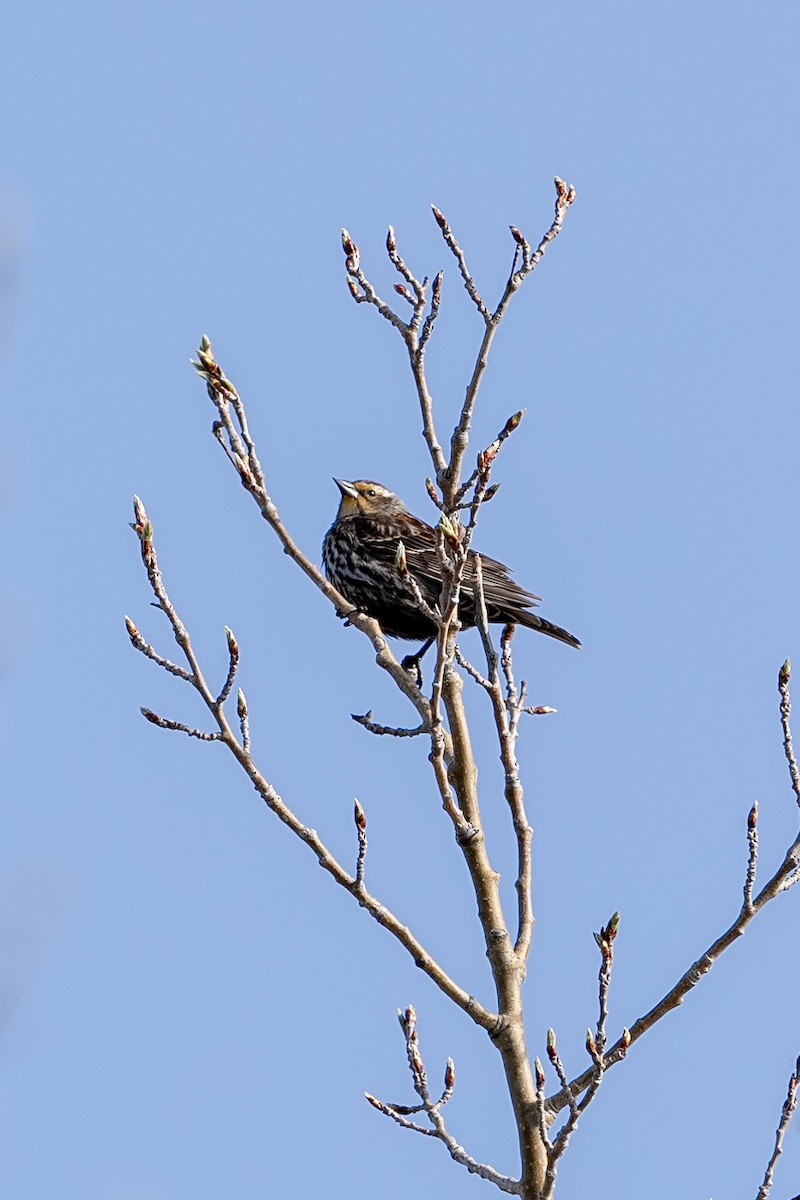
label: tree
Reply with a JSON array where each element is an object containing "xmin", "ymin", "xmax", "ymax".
[{"xmin": 126, "ymin": 181, "xmax": 800, "ymax": 1199}]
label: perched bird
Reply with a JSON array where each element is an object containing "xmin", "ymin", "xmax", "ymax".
[{"xmin": 322, "ymin": 479, "xmax": 580, "ymax": 656}]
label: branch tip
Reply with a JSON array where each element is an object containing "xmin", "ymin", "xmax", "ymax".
[{"xmin": 431, "ymin": 204, "xmax": 447, "ymax": 230}]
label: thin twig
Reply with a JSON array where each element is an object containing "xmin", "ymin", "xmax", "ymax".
[
  {"xmin": 534, "ymin": 1057, "xmax": 552, "ymax": 1158},
  {"xmin": 575, "ymin": 913, "xmax": 619, "ymax": 1115},
  {"xmin": 510, "ymin": 178, "xmax": 577, "ymax": 295},
  {"xmin": 236, "ymin": 688, "xmax": 251, "ymax": 755},
  {"xmin": 778, "ymin": 659, "xmax": 800, "ymax": 808},
  {"xmin": 454, "ymin": 645, "xmax": 492, "ymax": 691},
  {"xmin": 755, "ymin": 1055, "xmax": 800, "ymax": 1200},
  {"xmin": 419, "ymin": 270, "xmax": 443, "ymax": 351},
  {"xmin": 140, "ymin": 708, "xmax": 222, "ymax": 741},
  {"xmin": 124, "ymin": 616, "xmax": 194, "ymax": 683},
  {"xmin": 351, "ymin": 712, "xmax": 426, "ymax": 738},
  {"xmin": 217, "ymin": 626, "xmax": 239, "ymax": 706},
  {"xmin": 743, "ymin": 801, "xmax": 759, "ymax": 914},
  {"xmin": 354, "ymin": 799, "xmax": 368, "ymax": 889},
  {"xmin": 543, "ymin": 1030, "xmax": 581, "ymax": 1196},
  {"xmin": 431, "ymin": 206, "xmax": 491, "ymax": 321}
]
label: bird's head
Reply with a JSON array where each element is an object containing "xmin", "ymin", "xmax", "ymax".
[{"xmin": 333, "ymin": 478, "xmax": 407, "ymax": 518}]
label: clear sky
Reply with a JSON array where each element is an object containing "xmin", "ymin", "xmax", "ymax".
[{"xmin": 2, "ymin": 2, "xmax": 799, "ymax": 1197}]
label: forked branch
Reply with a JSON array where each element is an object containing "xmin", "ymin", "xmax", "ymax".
[
  {"xmin": 127, "ymin": 496, "xmax": 494, "ymax": 1032},
  {"xmin": 365, "ymin": 1006, "xmax": 521, "ymax": 1195},
  {"xmin": 342, "ymin": 177, "xmax": 577, "ymax": 506},
  {"xmin": 548, "ymin": 665, "xmax": 800, "ymax": 1117}
]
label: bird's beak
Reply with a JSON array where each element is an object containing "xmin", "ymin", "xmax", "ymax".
[{"xmin": 333, "ymin": 478, "xmax": 358, "ymax": 498}]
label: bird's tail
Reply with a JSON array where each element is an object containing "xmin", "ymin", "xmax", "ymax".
[{"xmin": 518, "ymin": 611, "xmax": 581, "ymax": 649}]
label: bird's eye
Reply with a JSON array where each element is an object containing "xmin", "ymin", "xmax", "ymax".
[{"xmin": 366, "ymin": 489, "xmax": 377, "ymax": 498}]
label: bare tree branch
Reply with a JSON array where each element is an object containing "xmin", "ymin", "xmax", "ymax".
[
  {"xmin": 779, "ymin": 658, "xmax": 800, "ymax": 808},
  {"xmin": 743, "ymin": 801, "xmax": 759, "ymax": 914},
  {"xmin": 351, "ymin": 711, "xmax": 426, "ymax": 738},
  {"xmin": 128, "ymin": 496, "xmax": 496, "ymax": 1032},
  {"xmin": 216, "ymin": 626, "xmax": 239, "ymax": 707},
  {"xmin": 755, "ymin": 1054, "xmax": 800, "ymax": 1200},
  {"xmin": 342, "ymin": 179, "xmax": 576, "ymax": 506},
  {"xmin": 443, "ymin": 179, "xmax": 576, "ymax": 505},
  {"xmin": 127, "ymin": 184, "xmax": 796, "ymax": 1198},
  {"xmin": 430, "ymin": 205, "xmax": 491, "ymax": 321},
  {"xmin": 192, "ymin": 340, "xmax": 438, "ymax": 736},
  {"xmin": 549, "ymin": 671, "xmax": 800, "ymax": 1115},
  {"xmin": 354, "ymin": 799, "xmax": 368, "ymax": 889},
  {"xmin": 365, "ymin": 1006, "xmax": 522, "ymax": 1195}
]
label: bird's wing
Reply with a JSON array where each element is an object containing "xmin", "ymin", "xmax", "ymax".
[
  {"xmin": 357, "ymin": 516, "xmax": 542, "ymax": 612},
  {"xmin": 469, "ymin": 551, "xmax": 542, "ymax": 611}
]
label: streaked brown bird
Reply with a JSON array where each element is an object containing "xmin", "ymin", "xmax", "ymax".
[{"xmin": 322, "ymin": 479, "xmax": 580, "ymax": 658}]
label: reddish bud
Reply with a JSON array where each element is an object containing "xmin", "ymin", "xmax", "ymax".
[{"xmin": 425, "ymin": 478, "xmax": 440, "ymax": 505}]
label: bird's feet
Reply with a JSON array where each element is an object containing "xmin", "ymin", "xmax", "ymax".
[{"xmin": 400, "ymin": 651, "xmax": 425, "ymax": 689}]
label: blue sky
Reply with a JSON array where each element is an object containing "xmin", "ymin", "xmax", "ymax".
[{"xmin": 2, "ymin": 1, "xmax": 799, "ymax": 1197}]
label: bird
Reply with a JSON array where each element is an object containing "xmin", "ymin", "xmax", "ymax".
[{"xmin": 322, "ymin": 479, "xmax": 580, "ymax": 663}]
